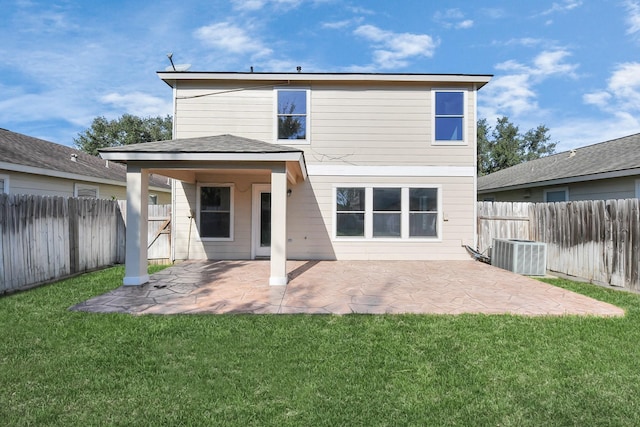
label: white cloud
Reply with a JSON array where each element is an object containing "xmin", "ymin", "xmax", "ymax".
[
  {"xmin": 434, "ymin": 8, "xmax": 473, "ymax": 29},
  {"xmin": 566, "ymin": 62, "xmax": 640, "ymax": 148},
  {"xmin": 502, "ymin": 37, "xmax": 547, "ymax": 47},
  {"xmin": 353, "ymin": 25, "xmax": 438, "ymax": 69},
  {"xmin": 583, "ymin": 91, "xmax": 612, "ymax": 108},
  {"xmin": 100, "ymin": 92, "xmax": 173, "ymax": 118},
  {"xmin": 480, "ymin": 49, "xmax": 579, "ymax": 120},
  {"xmin": 231, "ymin": 0, "xmax": 303, "ymax": 11},
  {"xmin": 585, "ymin": 62, "xmax": 640, "ymax": 112},
  {"xmin": 549, "ymin": 114, "xmax": 640, "ymax": 150},
  {"xmin": 479, "ymin": 74, "xmax": 537, "ymax": 119},
  {"xmin": 540, "ymin": 0, "xmax": 583, "ymax": 16},
  {"xmin": 532, "ymin": 50, "xmax": 578, "ymax": 77},
  {"xmin": 481, "ymin": 8, "xmax": 506, "ymax": 19},
  {"xmin": 194, "ymin": 22, "xmax": 273, "ymax": 57},
  {"xmin": 625, "ymin": 1, "xmax": 640, "ymax": 35},
  {"xmin": 322, "ymin": 18, "xmax": 363, "ymax": 30},
  {"xmin": 495, "ymin": 50, "xmax": 578, "ymax": 78}
]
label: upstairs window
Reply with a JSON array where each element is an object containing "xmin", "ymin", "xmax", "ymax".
[
  {"xmin": 434, "ymin": 91, "xmax": 465, "ymax": 145},
  {"xmin": 276, "ymin": 89, "xmax": 309, "ymax": 142}
]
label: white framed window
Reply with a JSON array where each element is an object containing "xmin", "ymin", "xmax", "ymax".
[
  {"xmin": 334, "ymin": 185, "xmax": 441, "ymax": 240},
  {"xmin": 544, "ymin": 187, "xmax": 568, "ymax": 202},
  {"xmin": 0, "ymin": 174, "xmax": 9, "ymax": 194},
  {"xmin": 197, "ymin": 183, "xmax": 234, "ymax": 241},
  {"xmin": 74, "ymin": 183, "xmax": 99, "ymax": 198},
  {"xmin": 432, "ymin": 89, "xmax": 467, "ymax": 145},
  {"xmin": 275, "ymin": 88, "xmax": 310, "ymax": 144}
]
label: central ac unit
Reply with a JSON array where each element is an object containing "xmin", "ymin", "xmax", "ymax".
[{"xmin": 491, "ymin": 238, "xmax": 547, "ymax": 276}]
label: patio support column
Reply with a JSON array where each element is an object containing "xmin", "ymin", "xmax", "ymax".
[
  {"xmin": 269, "ymin": 164, "xmax": 288, "ymax": 286},
  {"xmin": 123, "ymin": 163, "xmax": 149, "ymax": 286}
]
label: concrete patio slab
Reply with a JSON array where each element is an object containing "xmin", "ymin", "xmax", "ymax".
[{"xmin": 69, "ymin": 260, "xmax": 625, "ymax": 317}]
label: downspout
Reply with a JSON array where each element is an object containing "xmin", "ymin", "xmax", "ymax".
[{"xmin": 472, "ymin": 84, "xmax": 479, "ymax": 250}]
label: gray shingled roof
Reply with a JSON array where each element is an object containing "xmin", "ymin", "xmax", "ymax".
[
  {"xmin": 0, "ymin": 128, "xmax": 170, "ymax": 189},
  {"xmin": 478, "ymin": 133, "xmax": 640, "ymax": 192},
  {"xmin": 99, "ymin": 134, "xmax": 303, "ymax": 154}
]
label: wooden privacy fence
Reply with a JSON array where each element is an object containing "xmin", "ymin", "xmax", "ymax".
[
  {"xmin": 0, "ymin": 194, "xmax": 171, "ymax": 294},
  {"xmin": 477, "ymin": 200, "xmax": 640, "ymax": 291},
  {"xmin": 0, "ymin": 194, "xmax": 125, "ymax": 293}
]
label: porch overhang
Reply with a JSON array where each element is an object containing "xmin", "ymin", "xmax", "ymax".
[{"xmin": 99, "ymin": 135, "xmax": 307, "ymax": 287}]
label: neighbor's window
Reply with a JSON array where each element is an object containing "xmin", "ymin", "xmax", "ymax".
[
  {"xmin": 544, "ymin": 188, "xmax": 568, "ymax": 202},
  {"xmin": 434, "ymin": 91, "xmax": 464, "ymax": 144},
  {"xmin": 336, "ymin": 187, "xmax": 365, "ymax": 237},
  {"xmin": 0, "ymin": 175, "xmax": 7, "ymax": 194},
  {"xmin": 335, "ymin": 186, "xmax": 440, "ymax": 240},
  {"xmin": 277, "ymin": 89, "xmax": 308, "ymax": 141},
  {"xmin": 148, "ymin": 194, "xmax": 158, "ymax": 205},
  {"xmin": 74, "ymin": 183, "xmax": 99, "ymax": 198},
  {"xmin": 199, "ymin": 185, "xmax": 233, "ymax": 239}
]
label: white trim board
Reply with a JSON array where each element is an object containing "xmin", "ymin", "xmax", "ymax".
[{"xmin": 307, "ymin": 165, "xmax": 474, "ymax": 177}]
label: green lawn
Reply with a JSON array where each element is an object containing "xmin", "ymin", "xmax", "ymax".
[{"xmin": 2, "ymin": 266, "xmax": 640, "ymax": 426}]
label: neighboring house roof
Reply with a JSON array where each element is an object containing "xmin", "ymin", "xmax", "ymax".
[
  {"xmin": 478, "ymin": 133, "xmax": 640, "ymax": 193},
  {"xmin": 100, "ymin": 134, "xmax": 307, "ymax": 182},
  {"xmin": 0, "ymin": 128, "xmax": 170, "ymax": 190},
  {"xmin": 158, "ymin": 71, "xmax": 493, "ymax": 88}
]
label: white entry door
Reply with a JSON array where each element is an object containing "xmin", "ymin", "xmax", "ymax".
[{"xmin": 252, "ymin": 184, "xmax": 271, "ymax": 258}]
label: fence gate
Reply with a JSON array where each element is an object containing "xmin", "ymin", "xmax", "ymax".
[
  {"xmin": 117, "ymin": 201, "xmax": 171, "ymax": 263},
  {"xmin": 147, "ymin": 205, "xmax": 171, "ymax": 262}
]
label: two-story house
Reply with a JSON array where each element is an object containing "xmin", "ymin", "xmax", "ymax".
[{"xmin": 100, "ymin": 71, "xmax": 492, "ymax": 286}]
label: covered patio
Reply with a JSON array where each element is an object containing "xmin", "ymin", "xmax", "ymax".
[
  {"xmin": 99, "ymin": 135, "xmax": 307, "ymax": 287},
  {"xmin": 70, "ymin": 260, "xmax": 624, "ymax": 316}
]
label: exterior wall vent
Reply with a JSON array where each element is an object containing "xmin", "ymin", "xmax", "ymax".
[{"xmin": 491, "ymin": 238, "xmax": 547, "ymax": 276}]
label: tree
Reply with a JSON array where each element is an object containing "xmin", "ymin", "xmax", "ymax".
[
  {"xmin": 277, "ymin": 102, "xmax": 304, "ymax": 140},
  {"xmin": 74, "ymin": 114, "xmax": 173, "ymax": 156},
  {"xmin": 477, "ymin": 116, "xmax": 556, "ymax": 176}
]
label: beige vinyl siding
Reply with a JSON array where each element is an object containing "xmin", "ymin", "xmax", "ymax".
[
  {"xmin": 172, "ymin": 172, "xmax": 475, "ymax": 261},
  {"xmin": 171, "ymin": 78, "xmax": 480, "ymax": 261},
  {"xmin": 174, "ymin": 83, "xmax": 273, "ymax": 141},
  {"xmin": 173, "ymin": 173, "xmax": 268, "ymax": 260},
  {"xmin": 173, "ymin": 81, "xmax": 477, "ymax": 167},
  {"xmin": 480, "ymin": 175, "xmax": 640, "ymax": 203},
  {"xmin": 1, "ymin": 170, "xmax": 125, "ymax": 199},
  {"xmin": 0, "ymin": 169, "xmax": 170, "ymax": 202},
  {"xmin": 567, "ymin": 176, "xmax": 637, "ymax": 201},
  {"xmin": 288, "ymin": 175, "xmax": 475, "ymax": 260}
]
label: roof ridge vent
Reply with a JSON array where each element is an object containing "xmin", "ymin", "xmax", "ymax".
[
  {"xmin": 568, "ymin": 149, "xmax": 576, "ymax": 158},
  {"xmin": 70, "ymin": 153, "xmax": 78, "ymax": 162}
]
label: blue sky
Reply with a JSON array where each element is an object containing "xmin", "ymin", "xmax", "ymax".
[{"xmin": 1, "ymin": 0, "xmax": 640, "ymax": 152}]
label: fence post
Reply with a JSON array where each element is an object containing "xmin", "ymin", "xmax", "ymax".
[{"xmin": 68, "ymin": 197, "xmax": 79, "ymax": 274}]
